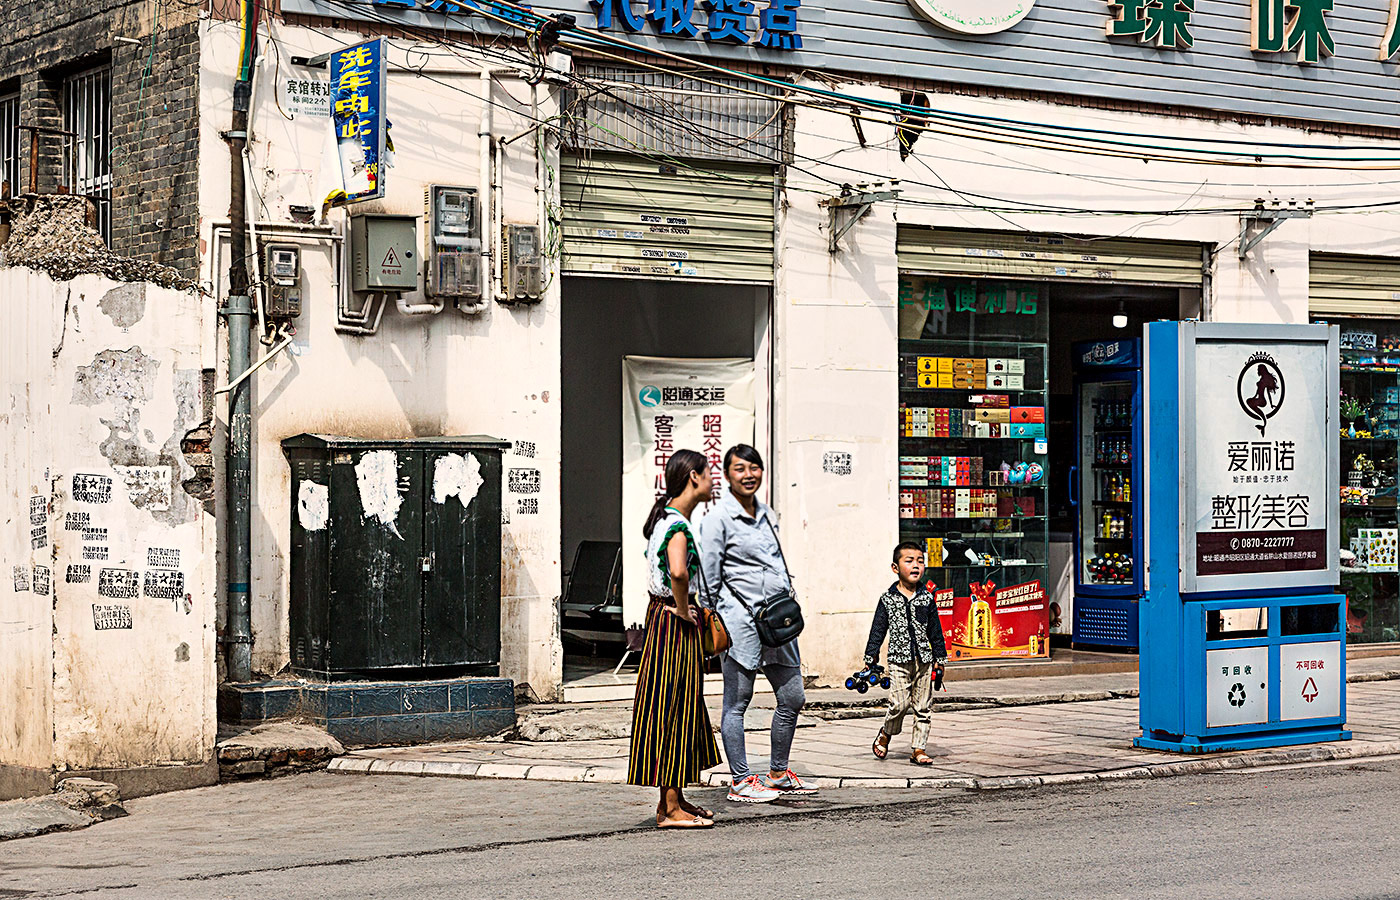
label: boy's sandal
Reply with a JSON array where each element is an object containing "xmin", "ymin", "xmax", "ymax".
[
  {"xmin": 657, "ymin": 813, "xmax": 713, "ymax": 829},
  {"xmin": 911, "ymin": 749, "xmax": 936, "ymax": 766},
  {"xmin": 872, "ymin": 731, "xmax": 890, "ymax": 760}
]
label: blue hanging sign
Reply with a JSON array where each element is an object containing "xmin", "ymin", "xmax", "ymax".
[{"xmin": 330, "ymin": 38, "xmax": 387, "ymax": 204}]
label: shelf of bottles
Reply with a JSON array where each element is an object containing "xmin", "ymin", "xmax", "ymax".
[
  {"xmin": 1079, "ymin": 386, "xmax": 1135, "ymax": 586},
  {"xmin": 897, "ymin": 336, "xmax": 1050, "ymax": 597},
  {"xmin": 1322, "ymin": 320, "xmax": 1400, "ymax": 643}
]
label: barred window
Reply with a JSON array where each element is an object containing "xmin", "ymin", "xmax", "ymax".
[
  {"xmin": 0, "ymin": 91, "xmax": 17, "ymax": 199},
  {"xmin": 64, "ymin": 66, "xmax": 112, "ymax": 244}
]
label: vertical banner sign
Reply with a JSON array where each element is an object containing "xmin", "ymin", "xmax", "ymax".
[
  {"xmin": 622, "ymin": 357, "xmax": 755, "ymax": 632},
  {"xmin": 330, "ymin": 38, "xmax": 386, "ymax": 203},
  {"xmin": 1184, "ymin": 332, "xmax": 1336, "ymax": 590}
]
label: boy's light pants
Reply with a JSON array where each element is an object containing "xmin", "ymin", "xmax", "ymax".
[{"xmin": 882, "ymin": 659, "xmax": 934, "ymax": 749}]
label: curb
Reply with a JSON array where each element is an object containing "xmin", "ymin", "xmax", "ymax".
[{"xmin": 327, "ymin": 739, "xmax": 1400, "ymax": 791}]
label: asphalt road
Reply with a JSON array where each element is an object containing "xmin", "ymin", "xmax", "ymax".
[{"xmin": 6, "ymin": 759, "xmax": 1400, "ymax": 899}]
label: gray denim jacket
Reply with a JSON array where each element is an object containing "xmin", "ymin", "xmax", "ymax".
[{"xmin": 698, "ymin": 490, "xmax": 801, "ymax": 671}]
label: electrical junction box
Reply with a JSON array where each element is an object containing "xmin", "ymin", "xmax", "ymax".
[
  {"xmin": 424, "ymin": 185, "xmax": 482, "ymax": 301},
  {"xmin": 264, "ymin": 243, "xmax": 302, "ymax": 318},
  {"xmin": 350, "ymin": 214, "xmax": 419, "ymax": 293},
  {"xmin": 503, "ymin": 224, "xmax": 542, "ymax": 304}
]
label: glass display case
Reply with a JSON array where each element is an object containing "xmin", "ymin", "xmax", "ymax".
[
  {"xmin": 1327, "ymin": 321, "xmax": 1400, "ymax": 643},
  {"xmin": 1069, "ymin": 339, "xmax": 1144, "ymax": 649},
  {"xmin": 898, "ymin": 334, "xmax": 1051, "ymax": 660}
]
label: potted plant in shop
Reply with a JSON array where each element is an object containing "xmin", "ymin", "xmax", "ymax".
[{"xmin": 1342, "ymin": 394, "xmax": 1366, "ymax": 438}]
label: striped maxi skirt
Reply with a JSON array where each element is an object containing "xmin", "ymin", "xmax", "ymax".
[{"xmin": 627, "ymin": 597, "xmax": 721, "ymax": 787}]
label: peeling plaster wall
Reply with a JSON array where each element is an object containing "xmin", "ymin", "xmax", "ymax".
[
  {"xmin": 0, "ymin": 268, "xmax": 215, "ymax": 795},
  {"xmin": 199, "ymin": 22, "xmax": 563, "ymax": 698},
  {"xmin": 0, "ymin": 270, "xmax": 57, "ymax": 795}
]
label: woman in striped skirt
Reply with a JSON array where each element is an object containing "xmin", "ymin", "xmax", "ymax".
[{"xmin": 629, "ymin": 449, "xmax": 723, "ymax": 829}]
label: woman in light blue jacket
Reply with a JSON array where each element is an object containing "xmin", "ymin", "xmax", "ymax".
[{"xmin": 699, "ymin": 444, "xmax": 816, "ymax": 804}]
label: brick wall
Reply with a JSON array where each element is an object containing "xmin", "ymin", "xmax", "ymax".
[{"xmin": 0, "ymin": 1, "xmax": 201, "ymax": 277}]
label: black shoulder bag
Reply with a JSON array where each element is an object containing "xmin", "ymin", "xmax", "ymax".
[{"xmin": 725, "ymin": 518, "xmax": 804, "ymax": 648}]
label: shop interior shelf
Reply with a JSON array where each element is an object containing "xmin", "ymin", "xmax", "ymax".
[
  {"xmin": 899, "ymin": 483, "xmax": 1048, "ymax": 489},
  {"xmin": 900, "ymin": 388, "xmax": 1047, "ymax": 395},
  {"xmin": 899, "ymin": 515, "xmax": 1047, "ymax": 522},
  {"xmin": 1092, "ymin": 500, "xmax": 1133, "ymax": 506},
  {"xmin": 898, "ymin": 435, "xmax": 1045, "ymax": 442},
  {"xmin": 922, "ymin": 563, "xmax": 1046, "ymax": 571}
]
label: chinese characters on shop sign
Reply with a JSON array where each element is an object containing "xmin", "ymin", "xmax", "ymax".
[
  {"xmin": 331, "ymin": 39, "xmax": 387, "ymax": 203},
  {"xmin": 591, "ymin": 0, "xmax": 803, "ymax": 48},
  {"xmin": 899, "ymin": 280, "xmax": 1039, "ymax": 316},
  {"xmin": 1106, "ymin": 0, "xmax": 1390, "ymax": 63}
]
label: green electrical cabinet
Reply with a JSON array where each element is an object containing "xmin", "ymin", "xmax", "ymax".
[{"xmin": 282, "ymin": 435, "xmax": 510, "ymax": 679}]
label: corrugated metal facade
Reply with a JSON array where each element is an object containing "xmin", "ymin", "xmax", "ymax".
[
  {"xmin": 288, "ymin": 0, "xmax": 1400, "ymax": 131},
  {"xmin": 561, "ymin": 151, "xmax": 775, "ymax": 283},
  {"xmin": 1310, "ymin": 254, "xmax": 1400, "ymax": 317},
  {"xmin": 898, "ymin": 226, "xmax": 1204, "ymax": 285},
  {"xmin": 561, "ymin": 63, "xmax": 785, "ymax": 164}
]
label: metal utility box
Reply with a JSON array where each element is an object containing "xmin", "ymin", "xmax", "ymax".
[
  {"xmin": 1137, "ymin": 322, "xmax": 1347, "ymax": 753},
  {"xmin": 264, "ymin": 243, "xmax": 302, "ymax": 318},
  {"xmin": 503, "ymin": 224, "xmax": 543, "ymax": 303},
  {"xmin": 350, "ymin": 214, "xmax": 419, "ymax": 292},
  {"xmin": 424, "ymin": 185, "xmax": 482, "ymax": 301},
  {"xmin": 282, "ymin": 434, "xmax": 510, "ymax": 679}
]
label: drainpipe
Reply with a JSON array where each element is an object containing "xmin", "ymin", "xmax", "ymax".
[
  {"xmin": 1201, "ymin": 244, "xmax": 1214, "ymax": 322},
  {"xmin": 479, "ymin": 69, "xmax": 493, "ymax": 309},
  {"xmin": 223, "ymin": 7, "xmax": 256, "ymax": 684},
  {"xmin": 225, "ymin": 290, "xmax": 253, "ymax": 683}
]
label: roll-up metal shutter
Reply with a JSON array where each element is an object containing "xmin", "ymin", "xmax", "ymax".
[
  {"xmin": 898, "ymin": 226, "xmax": 1203, "ymax": 286},
  {"xmin": 1310, "ymin": 253, "xmax": 1400, "ymax": 317},
  {"xmin": 561, "ymin": 152, "xmax": 774, "ymax": 284}
]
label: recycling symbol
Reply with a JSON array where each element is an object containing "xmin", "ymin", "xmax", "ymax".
[{"xmin": 1228, "ymin": 682, "xmax": 1247, "ymax": 707}]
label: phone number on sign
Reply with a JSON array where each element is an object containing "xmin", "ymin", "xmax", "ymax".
[{"xmin": 1230, "ymin": 535, "xmax": 1295, "ymax": 550}]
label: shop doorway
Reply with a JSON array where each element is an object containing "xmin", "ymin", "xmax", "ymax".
[
  {"xmin": 560, "ymin": 276, "xmax": 771, "ymax": 698},
  {"xmin": 1045, "ymin": 282, "xmax": 1194, "ymax": 647}
]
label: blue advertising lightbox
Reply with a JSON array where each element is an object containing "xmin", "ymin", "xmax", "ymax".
[{"xmin": 1138, "ymin": 322, "xmax": 1349, "ymax": 753}]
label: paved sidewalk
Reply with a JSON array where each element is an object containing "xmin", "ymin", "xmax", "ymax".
[{"xmin": 332, "ymin": 665, "xmax": 1400, "ymax": 790}]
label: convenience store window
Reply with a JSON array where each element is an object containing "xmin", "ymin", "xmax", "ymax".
[
  {"xmin": 899, "ymin": 276, "xmax": 1051, "ymax": 659},
  {"xmin": 1319, "ymin": 319, "xmax": 1400, "ymax": 643}
]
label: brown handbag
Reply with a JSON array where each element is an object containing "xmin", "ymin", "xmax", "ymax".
[
  {"xmin": 697, "ymin": 605, "xmax": 731, "ymax": 657},
  {"xmin": 694, "ymin": 557, "xmax": 731, "ymax": 657}
]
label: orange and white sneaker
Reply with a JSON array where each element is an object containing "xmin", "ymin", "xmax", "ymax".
[
  {"xmin": 726, "ymin": 774, "xmax": 782, "ymax": 803},
  {"xmin": 762, "ymin": 769, "xmax": 818, "ymax": 796}
]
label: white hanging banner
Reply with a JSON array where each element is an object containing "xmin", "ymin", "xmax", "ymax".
[{"xmin": 621, "ymin": 356, "xmax": 755, "ymax": 632}]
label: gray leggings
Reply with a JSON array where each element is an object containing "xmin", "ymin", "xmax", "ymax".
[{"xmin": 720, "ymin": 656, "xmax": 805, "ymax": 778}]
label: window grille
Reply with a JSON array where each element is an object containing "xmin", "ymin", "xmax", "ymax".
[
  {"xmin": 0, "ymin": 91, "xmax": 18, "ymax": 198},
  {"xmin": 64, "ymin": 66, "xmax": 112, "ymax": 243}
]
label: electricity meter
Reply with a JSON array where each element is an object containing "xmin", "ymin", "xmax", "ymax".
[
  {"xmin": 264, "ymin": 242, "xmax": 302, "ymax": 318},
  {"xmin": 503, "ymin": 224, "xmax": 542, "ymax": 304},
  {"xmin": 424, "ymin": 185, "xmax": 482, "ymax": 303}
]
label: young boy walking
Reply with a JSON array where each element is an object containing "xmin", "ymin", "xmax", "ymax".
[{"xmin": 865, "ymin": 541, "xmax": 948, "ymax": 766}]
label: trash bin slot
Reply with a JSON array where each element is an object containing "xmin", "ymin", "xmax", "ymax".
[
  {"xmin": 1280, "ymin": 603, "xmax": 1340, "ymax": 637},
  {"xmin": 1206, "ymin": 607, "xmax": 1268, "ymax": 641}
]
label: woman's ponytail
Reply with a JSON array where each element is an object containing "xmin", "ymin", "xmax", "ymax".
[
  {"xmin": 641, "ymin": 495, "xmax": 671, "ymax": 540},
  {"xmin": 641, "ymin": 449, "xmax": 709, "ymax": 538}
]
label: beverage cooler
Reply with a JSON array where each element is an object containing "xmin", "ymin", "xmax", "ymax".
[{"xmin": 1070, "ymin": 340, "xmax": 1145, "ymax": 648}]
